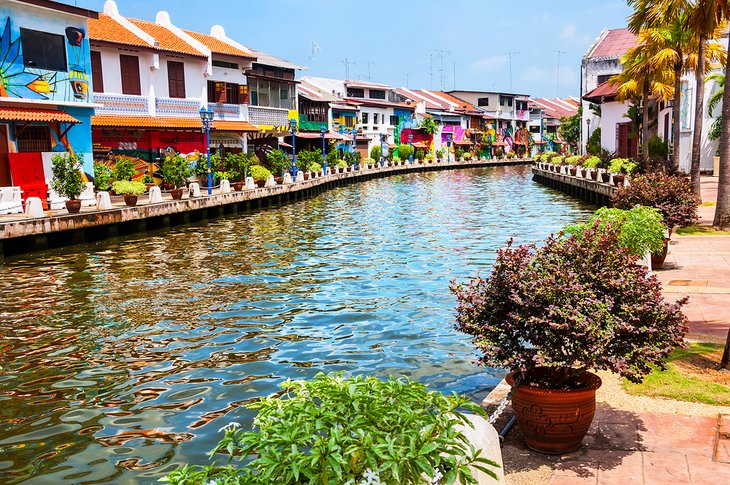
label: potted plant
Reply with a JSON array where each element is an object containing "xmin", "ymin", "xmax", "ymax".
[
  {"xmin": 608, "ymin": 158, "xmax": 637, "ymax": 186},
  {"xmin": 142, "ymin": 174, "xmax": 155, "ymax": 192},
  {"xmin": 451, "ymin": 222, "xmax": 688, "ymax": 454},
  {"xmin": 162, "ymin": 373, "xmax": 500, "ymax": 484},
  {"xmin": 612, "ymin": 172, "xmax": 699, "ymax": 268},
  {"xmin": 225, "ymin": 153, "xmax": 250, "ymax": 190},
  {"xmin": 249, "ymin": 165, "xmax": 271, "ymax": 188},
  {"xmin": 111, "ymin": 157, "xmax": 136, "ymax": 184},
  {"xmin": 51, "ymin": 152, "xmax": 84, "ymax": 214},
  {"xmin": 265, "ymin": 149, "xmax": 290, "ymax": 178},
  {"xmin": 334, "ymin": 159, "xmax": 347, "ymax": 173},
  {"xmin": 93, "ymin": 162, "xmax": 112, "ymax": 192},
  {"xmin": 112, "ymin": 180, "xmax": 146, "ymax": 207},
  {"xmin": 583, "ymin": 156, "xmax": 601, "ymax": 180},
  {"xmin": 162, "ymin": 154, "xmax": 192, "ymax": 200}
]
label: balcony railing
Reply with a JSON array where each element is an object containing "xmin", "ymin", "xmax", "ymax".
[
  {"xmin": 212, "ymin": 103, "xmax": 241, "ymax": 120},
  {"xmin": 156, "ymin": 97, "xmax": 200, "ymax": 117},
  {"xmin": 94, "ymin": 94, "xmax": 149, "ymax": 115},
  {"xmin": 249, "ymin": 106, "xmax": 289, "ymax": 127}
]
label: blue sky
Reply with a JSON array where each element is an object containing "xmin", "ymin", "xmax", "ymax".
[{"xmin": 73, "ymin": 0, "xmax": 634, "ymax": 98}]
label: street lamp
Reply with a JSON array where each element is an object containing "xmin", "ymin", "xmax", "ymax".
[
  {"xmin": 199, "ymin": 106, "xmax": 214, "ymax": 195},
  {"xmin": 351, "ymin": 128, "xmax": 358, "ymax": 170},
  {"xmin": 320, "ymin": 125, "xmax": 327, "ymax": 174},
  {"xmin": 289, "ymin": 118, "xmax": 298, "ymax": 178},
  {"xmin": 586, "ymin": 118, "xmax": 591, "ymax": 155},
  {"xmin": 446, "ymin": 132, "xmax": 453, "ymax": 163},
  {"xmin": 407, "ymin": 132, "xmax": 414, "ymax": 164}
]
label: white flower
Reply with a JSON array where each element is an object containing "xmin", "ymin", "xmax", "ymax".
[{"xmin": 217, "ymin": 421, "xmax": 241, "ymax": 433}]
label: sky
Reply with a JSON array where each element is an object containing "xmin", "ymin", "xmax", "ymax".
[{"xmin": 71, "ymin": 0, "xmax": 634, "ymax": 99}]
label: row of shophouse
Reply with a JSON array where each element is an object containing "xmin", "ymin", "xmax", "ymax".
[
  {"xmin": 581, "ymin": 27, "xmax": 724, "ymax": 173},
  {"xmin": 0, "ymin": 0, "xmax": 578, "ymax": 195}
]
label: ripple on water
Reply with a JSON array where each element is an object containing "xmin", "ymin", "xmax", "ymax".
[{"xmin": 0, "ymin": 166, "xmax": 593, "ymax": 483}]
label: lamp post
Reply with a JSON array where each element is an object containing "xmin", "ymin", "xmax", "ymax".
[
  {"xmin": 407, "ymin": 133, "xmax": 414, "ymax": 164},
  {"xmin": 351, "ymin": 128, "xmax": 357, "ymax": 170},
  {"xmin": 586, "ymin": 118, "xmax": 591, "ymax": 155},
  {"xmin": 289, "ymin": 118, "xmax": 298, "ymax": 178},
  {"xmin": 320, "ymin": 125, "xmax": 327, "ymax": 174},
  {"xmin": 446, "ymin": 132, "xmax": 453, "ymax": 163},
  {"xmin": 199, "ymin": 106, "xmax": 214, "ymax": 195}
]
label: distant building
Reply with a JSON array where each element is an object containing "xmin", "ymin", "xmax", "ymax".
[{"xmin": 528, "ymin": 97, "xmax": 581, "ymax": 153}]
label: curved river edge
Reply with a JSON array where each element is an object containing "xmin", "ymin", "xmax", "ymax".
[{"xmin": 0, "ymin": 158, "xmax": 531, "ymax": 258}]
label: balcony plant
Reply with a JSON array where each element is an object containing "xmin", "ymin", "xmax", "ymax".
[
  {"xmin": 451, "ymin": 222, "xmax": 688, "ymax": 454},
  {"xmin": 51, "ymin": 152, "xmax": 84, "ymax": 214},
  {"xmin": 111, "ymin": 180, "xmax": 146, "ymax": 207},
  {"xmin": 249, "ymin": 165, "xmax": 271, "ymax": 188},
  {"xmin": 93, "ymin": 162, "xmax": 112, "ymax": 191},
  {"xmin": 161, "ymin": 373, "xmax": 499, "ymax": 484},
  {"xmin": 162, "ymin": 154, "xmax": 192, "ymax": 200}
]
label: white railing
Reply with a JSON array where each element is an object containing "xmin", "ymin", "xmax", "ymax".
[
  {"xmin": 94, "ymin": 94, "xmax": 149, "ymax": 115},
  {"xmin": 156, "ymin": 97, "xmax": 200, "ymax": 117}
]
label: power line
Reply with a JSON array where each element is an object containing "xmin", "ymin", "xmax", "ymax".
[{"xmin": 365, "ymin": 61, "xmax": 375, "ymax": 81}]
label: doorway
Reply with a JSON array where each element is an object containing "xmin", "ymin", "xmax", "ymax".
[{"xmin": 0, "ymin": 126, "xmax": 11, "ymax": 186}]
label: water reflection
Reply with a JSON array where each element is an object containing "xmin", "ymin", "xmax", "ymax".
[{"xmin": 0, "ymin": 166, "xmax": 592, "ymax": 483}]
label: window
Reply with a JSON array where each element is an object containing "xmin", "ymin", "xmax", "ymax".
[
  {"xmin": 258, "ymin": 79, "xmax": 270, "ymax": 106},
  {"xmin": 530, "ymin": 125, "xmax": 540, "ymax": 133},
  {"xmin": 16, "ymin": 125, "xmax": 52, "ymax": 152},
  {"xmin": 515, "ymin": 100, "xmax": 527, "ymax": 111},
  {"xmin": 373, "ymin": 113, "xmax": 379, "ymax": 125},
  {"xmin": 212, "ymin": 59, "xmax": 239, "ymax": 69},
  {"xmin": 597, "ymin": 74, "xmax": 612, "ymax": 85},
  {"xmin": 362, "ymin": 113, "xmax": 369, "ymax": 124},
  {"xmin": 499, "ymin": 95, "xmax": 513, "ymax": 107},
  {"xmin": 167, "ymin": 61, "xmax": 186, "ymax": 98},
  {"xmin": 345, "ymin": 115, "xmax": 355, "ymax": 128},
  {"xmin": 225, "ymin": 83, "xmax": 239, "ymax": 104},
  {"xmin": 369, "ymin": 89, "xmax": 385, "ymax": 100},
  {"xmin": 478, "ymin": 97, "xmax": 489, "ymax": 107},
  {"xmin": 20, "ymin": 28, "xmax": 67, "ymax": 71},
  {"xmin": 390, "ymin": 115, "xmax": 399, "ymax": 126},
  {"xmin": 347, "ymin": 87, "xmax": 365, "ymax": 98},
  {"xmin": 90, "ymin": 51, "xmax": 103, "ymax": 93},
  {"xmin": 119, "ymin": 54, "xmax": 141, "ymax": 95}
]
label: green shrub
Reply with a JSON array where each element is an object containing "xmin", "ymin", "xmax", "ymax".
[
  {"xmin": 297, "ymin": 149, "xmax": 323, "ymax": 173},
  {"xmin": 586, "ymin": 127, "xmax": 602, "ymax": 155},
  {"xmin": 583, "ymin": 156, "xmax": 601, "ymax": 169},
  {"xmin": 363, "ymin": 157, "xmax": 376, "ymax": 166},
  {"xmin": 370, "ymin": 145, "xmax": 381, "ymax": 160},
  {"xmin": 426, "ymin": 153, "xmax": 434, "ymax": 161},
  {"xmin": 392, "ymin": 156, "xmax": 402, "ymax": 163},
  {"xmin": 249, "ymin": 165, "xmax": 272, "ymax": 181},
  {"xmin": 343, "ymin": 151, "xmax": 356, "ymax": 167},
  {"xmin": 495, "ymin": 147, "xmax": 503, "ymax": 158},
  {"xmin": 398, "ymin": 144, "xmax": 413, "ymax": 160},
  {"xmin": 162, "ymin": 373, "xmax": 499, "ymax": 484},
  {"xmin": 111, "ymin": 158, "xmax": 136, "ymax": 182},
  {"xmin": 111, "ymin": 180, "xmax": 146, "ymax": 196},
  {"xmin": 415, "ymin": 148, "xmax": 425, "ymax": 160},
  {"xmin": 566, "ymin": 155, "xmax": 582, "ymax": 165},
  {"xmin": 552, "ymin": 155, "xmax": 565, "ymax": 165},
  {"xmin": 93, "ymin": 162, "xmax": 112, "ymax": 191},
  {"xmin": 327, "ymin": 149, "xmax": 339, "ymax": 166},
  {"xmin": 310, "ymin": 162, "xmax": 322, "ymax": 173},
  {"xmin": 648, "ymin": 136, "xmax": 669, "ymax": 160},
  {"xmin": 608, "ymin": 158, "xmax": 637, "ymax": 175},
  {"xmin": 225, "ymin": 153, "xmax": 253, "ymax": 181},
  {"xmin": 51, "ymin": 153, "xmax": 83, "ymax": 200},
  {"xmin": 196, "ymin": 153, "xmax": 222, "ymax": 177},
  {"xmin": 334, "ymin": 159, "xmax": 347, "ymax": 169},
  {"xmin": 142, "ymin": 174, "xmax": 154, "ymax": 184},
  {"xmin": 506, "ymin": 152, "xmax": 515, "ymax": 159},
  {"xmin": 162, "ymin": 154, "xmax": 192, "ymax": 188},
  {"xmin": 266, "ymin": 149, "xmax": 290, "ymax": 176}
]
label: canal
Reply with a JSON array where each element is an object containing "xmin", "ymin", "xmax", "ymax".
[{"xmin": 0, "ymin": 165, "xmax": 592, "ymax": 483}]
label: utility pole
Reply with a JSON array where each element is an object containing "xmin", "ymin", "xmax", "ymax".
[
  {"xmin": 432, "ymin": 49, "xmax": 450, "ymax": 91},
  {"xmin": 365, "ymin": 61, "xmax": 375, "ymax": 81},
  {"xmin": 428, "ymin": 53, "xmax": 435, "ymax": 89},
  {"xmin": 555, "ymin": 50, "xmax": 565, "ymax": 98},
  {"xmin": 507, "ymin": 52, "xmax": 519, "ymax": 91},
  {"xmin": 453, "ymin": 61, "xmax": 458, "ymax": 90},
  {"xmin": 340, "ymin": 58, "xmax": 355, "ymax": 80}
]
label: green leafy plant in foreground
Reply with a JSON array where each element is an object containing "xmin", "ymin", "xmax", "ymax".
[{"xmin": 161, "ymin": 373, "xmax": 499, "ymax": 484}]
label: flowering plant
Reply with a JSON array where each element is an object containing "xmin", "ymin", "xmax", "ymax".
[
  {"xmin": 450, "ymin": 222, "xmax": 688, "ymax": 389},
  {"xmin": 612, "ymin": 172, "xmax": 699, "ymax": 229}
]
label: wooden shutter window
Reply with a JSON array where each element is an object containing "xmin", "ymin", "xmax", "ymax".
[
  {"xmin": 167, "ymin": 61, "xmax": 186, "ymax": 98},
  {"xmin": 90, "ymin": 51, "xmax": 103, "ymax": 93},
  {"xmin": 120, "ymin": 54, "xmax": 141, "ymax": 95}
]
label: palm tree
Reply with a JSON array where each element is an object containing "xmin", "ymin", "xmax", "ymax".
[{"xmin": 610, "ymin": 40, "xmax": 673, "ymax": 159}]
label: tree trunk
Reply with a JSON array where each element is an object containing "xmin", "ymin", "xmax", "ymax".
[
  {"xmin": 642, "ymin": 89, "xmax": 650, "ymax": 160},
  {"xmin": 721, "ymin": 326, "xmax": 730, "ymax": 370},
  {"xmin": 672, "ymin": 70, "xmax": 682, "ymax": 171},
  {"xmin": 691, "ymin": 35, "xmax": 706, "ymax": 202},
  {"xmin": 715, "ymin": 33, "xmax": 730, "ymax": 228}
]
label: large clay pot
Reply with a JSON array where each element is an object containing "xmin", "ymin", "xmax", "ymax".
[
  {"xmin": 255, "ymin": 179, "xmax": 266, "ymax": 188},
  {"xmin": 506, "ymin": 370, "xmax": 602, "ymax": 454},
  {"xmin": 232, "ymin": 181, "xmax": 244, "ymax": 191},
  {"xmin": 170, "ymin": 188, "xmax": 183, "ymax": 200},
  {"xmin": 651, "ymin": 238, "xmax": 670, "ymax": 270},
  {"xmin": 123, "ymin": 194, "xmax": 138, "ymax": 207},
  {"xmin": 569, "ymin": 167, "xmax": 577, "ymax": 176},
  {"xmin": 613, "ymin": 174, "xmax": 625, "ymax": 187},
  {"xmin": 600, "ymin": 172, "xmax": 611, "ymax": 183},
  {"xmin": 65, "ymin": 199, "xmax": 81, "ymax": 214}
]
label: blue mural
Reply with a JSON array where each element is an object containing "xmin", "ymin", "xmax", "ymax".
[{"xmin": 0, "ymin": 16, "xmax": 90, "ymax": 102}]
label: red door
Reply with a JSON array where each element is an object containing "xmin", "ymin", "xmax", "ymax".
[
  {"xmin": 0, "ymin": 126, "xmax": 10, "ymax": 186},
  {"xmin": 617, "ymin": 123, "xmax": 638, "ymax": 158}
]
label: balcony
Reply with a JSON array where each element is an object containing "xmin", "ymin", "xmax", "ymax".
[
  {"xmin": 249, "ymin": 106, "xmax": 289, "ymax": 127},
  {"xmin": 94, "ymin": 93, "xmax": 149, "ymax": 115},
  {"xmin": 299, "ymin": 114, "xmax": 326, "ymax": 131},
  {"xmin": 156, "ymin": 97, "xmax": 200, "ymax": 117},
  {"xmin": 212, "ymin": 103, "xmax": 240, "ymax": 120}
]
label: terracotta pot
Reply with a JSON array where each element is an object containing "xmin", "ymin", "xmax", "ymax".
[
  {"xmin": 274, "ymin": 176, "xmax": 284, "ymax": 185},
  {"xmin": 170, "ymin": 188, "xmax": 183, "ymax": 200},
  {"xmin": 506, "ymin": 370, "xmax": 602, "ymax": 454},
  {"xmin": 651, "ymin": 238, "xmax": 670, "ymax": 270},
  {"xmin": 253, "ymin": 179, "xmax": 264, "ymax": 188},
  {"xmin": 123, "ymin": 194, "xmax": 138, "ymax": 207},
  {"xmin": 232, "ymin": 181, "xmax": 244, "ymax": 191},
  {"xmin": 303, "ymin": 172, "xmax": 310, "ymax": 180},
  {"xmin": 590, "ymin": 169, "xmax": 598, "ymax": 181},
  {"xmin": 600, "ymin": 172, "xmax": 611, "ymax": 183},
  {"xmin": 65, "ymin": 199, "xmax": 81, "ymax": 214},
  {"xmin": 569, "ymin": 167, "xmax": 577, "ymax": 176},
  {"xmin": 613, "ymin": 174, "xmax": 625, "ymax": 187}
]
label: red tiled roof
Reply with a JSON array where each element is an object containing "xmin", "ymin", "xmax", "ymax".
[
  {"xmin": 529, "ymin": 98, "xmax": 580, "ymax": 119},
  {"xmin": 0, "ymin": 106, "xmax": 80, "ymax": 124},
  {"xmin": 395, "ymin": 88, "xmax": 452, "ymax": 110},
  {"xmin": 183, "ymin": 30, "xmax": 256, "ymax": 59},
  {"xmin": 88, "ymin": 14, "xmax": 150, "ymax": 47},
  {"xmin": 583, "ymin": 82, "xmax": 619, "ymax": 102},
  {"xmin": 588, "ymin": 28, "xmax": 637, "ymax": 59},
  {"xmin": 91, "ymin": 115, "xmax": 257, "ymax": 132},
  {"xmin": 434, "ymin": 91, "xmax": 479, "ymax": 112},
  {"xmin": 128, "ymin": 19, "xmax": 206, "ymax": 57}
]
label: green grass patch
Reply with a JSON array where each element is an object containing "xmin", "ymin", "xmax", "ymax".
[
  {"xmin": 622, "ymin": 343, "xmax": 730, "ymax": 405},
  {"xmin": 676, "ymin": 225, "xmax": 730, "ymax": 236}
]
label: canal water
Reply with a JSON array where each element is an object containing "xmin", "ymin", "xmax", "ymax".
[{"xmin": 0, "ymin": 165, "xmax": 592, "ymax": 483}]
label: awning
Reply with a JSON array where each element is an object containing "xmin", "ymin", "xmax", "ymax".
[
  {"xmin": 91, "ymin": 115, "xmax": 258, "ymax": 132},
  {"xmin": 412, "ymin": 142, "xmax": 428, "ymax": 149},
  {"xmin": 330, "ymin": 103, "xmax": 359, "ymax": 111},
  {"xmin": 453, "ymin": 140, "xmax": 473, "ymax": 146},
  {"xmin": 0, "ymin": 107, "xmax": 80, "ymax": 124}
]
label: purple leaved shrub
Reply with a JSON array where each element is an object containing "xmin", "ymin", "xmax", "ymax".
[{"xmin": 450, "ymin": 222, "xmax": 688, "ymax": 390}]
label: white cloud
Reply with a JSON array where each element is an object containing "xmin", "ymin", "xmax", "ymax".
[
  {"xmin": 470, "ymin": 55, "xmax": 508, "ymax": 72},
  {"xmin": 561, "ymin": 23, "xmax": 577, "ymax": 39}
]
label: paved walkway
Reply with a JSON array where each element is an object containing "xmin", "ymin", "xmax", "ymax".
[{"xmin": 504, "ymin": 176, "xmax": 730, "ymax": 484}]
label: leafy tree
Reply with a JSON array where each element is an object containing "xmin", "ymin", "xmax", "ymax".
[
  {"xmin": 419, "ymin": 117, "xmax": 437, "ymax": 135},
  {"xmin": 558, "ymin": 107, "xmax": 581, "ymax": 148}
]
